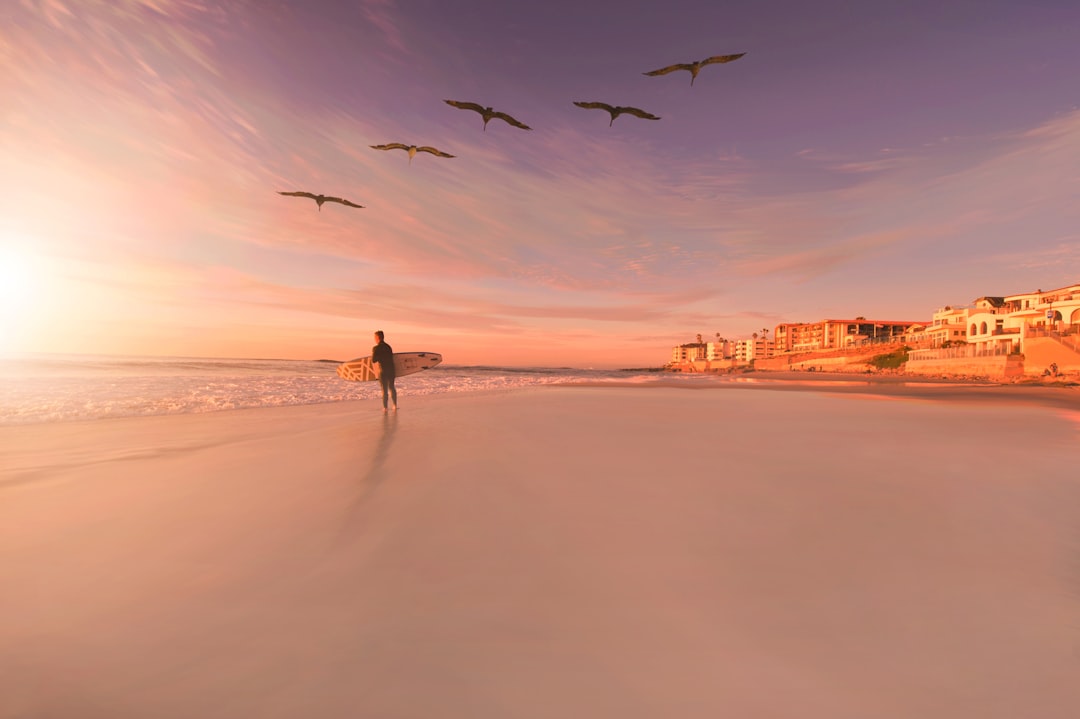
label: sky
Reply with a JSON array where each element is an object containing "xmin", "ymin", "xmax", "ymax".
[{"xmin": 1, "ymin": 0, "xmax": 1078, "ymax": 367}]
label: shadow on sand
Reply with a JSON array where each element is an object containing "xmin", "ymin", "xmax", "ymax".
[{"xmin": 334, "ymin": 413, "xmax": 399, "ymax": 539}]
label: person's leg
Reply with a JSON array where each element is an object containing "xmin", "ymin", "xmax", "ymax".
[
  {"xmin": 379, "ymin": 375, "xmax": 390, "ymax": 410},
  {"xmin": 389, "ymin": 377, "xmax": 398, "ymax": 410}
]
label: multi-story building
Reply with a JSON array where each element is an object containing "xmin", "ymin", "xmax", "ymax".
[
  {"xmin": 706, "ymin": 340, "xmax": 732, "ymax": 361},
  {"xmin": 670, "ymin": 343, "xmax": 708, "ymax": 364},
  {"xmin": 964, "ymin": 284, "xmax": 1080, "ymax": 352},
  {"xmin": 1003, "ymin": 284, "xmax": 1080, "ymax": 327},
  {"xmin": 925, "ymin": 305, "xmax": 970, "ymax": 347},
  {"xmin": 1010, "ymin": 284, "xmax": 1080, "ymax": 332},
  {"xmin": 960, "ymin": 297, "xmax": 1016, "ymax": 353},
  {"xmin": 773, "ymin": 318, "xmax": 922, "ymax": 353},
  {"xmin": 671, "ymin": 338, "xmax": 771, "ymax": 366},
  {"xmin": 902, "ymin": 322, "xmax": 929, "ymax": 346},
  {"xmin": 670, "ymin": 283, "xmax": 1080, "ymax": 366},
  {"xmin": 732, "ymin": 337, "xmax": 775, "ymax": 363}
]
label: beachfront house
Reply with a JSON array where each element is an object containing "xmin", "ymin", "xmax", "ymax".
[
  {"xmin": 925, "ymin": 306, "xmax": 970, "ymax": 347},
  {"xmin": 901, "ymin": 322, "xmax": 930, "ymax": 347},
  {"xmin": 1004, "ymin": 284, "xmax": 1080, "ymax": 333},
  {"xmin": 965, "ymin": 284, "xmax": 1080, "ymax": 353},
  {"xmin": 669, "ymin": 282, "xmax": 1080, "ymax": 370},
  {"xmin": 963, "ymin": 296, "xmax": 1021, "ymax": 354},
  {"xmin": 906, "ymin": 283, "xmax": 1080, "ymax": 374}
]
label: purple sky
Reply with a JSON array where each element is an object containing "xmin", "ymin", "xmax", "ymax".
[{"xmin": 2, "ymin": 0, "xmax": 1078, "ymax": 365}]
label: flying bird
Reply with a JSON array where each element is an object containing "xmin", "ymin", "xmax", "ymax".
[
  {"xmin": 643, "ymin": 52, "xmax": 746, "ymax": 85},
  {"xmin": 444, "ymin": 100, "xmax": 532, "ymax": 131},
  {"xmin": 369, "ymin": 143, "xmax": 455, "ymax": 164},
  {"xmin": 573, "ymin": 101, "xmax": 660, "ymax": 126},
  {"xmin": 277, "ymin": 191, "xmax": 364, "ymax": 211}
]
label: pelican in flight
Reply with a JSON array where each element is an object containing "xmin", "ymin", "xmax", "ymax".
[
  {"xmin": 643, "ymin": 52, "xmax": 746, "ymax": 85},
  {"xmin": 369, "ymin": 143, "xmax": 455, "ymax": 164},
  {"xmin": 277, "ymin": 191, "xmax": 365, "ymax": 211},
  {"xmin": 444, "ymin": 100, "xmax": 532, "ymax": 131},
  {"xmin": 573, "ymin": 101, "xmax": 660, "ymax": 126}
]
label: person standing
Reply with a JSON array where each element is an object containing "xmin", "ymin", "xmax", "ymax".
[{"xmin": 372, "ymin": 330, "xmax": 397, "ymax": 413}]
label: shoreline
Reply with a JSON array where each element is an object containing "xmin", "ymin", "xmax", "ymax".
[
  {"xmin": 567, "ymin": 369, "xmax": 1080, "ymax": 411},
  {"xmin": 2, "ymin": 369, "xmax": 1079, "ymax": 435},
  {"xmin": 662, "ymin": 365, "xmax": 1079, "ymax": 386}
]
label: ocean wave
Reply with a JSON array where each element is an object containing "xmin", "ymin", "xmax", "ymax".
[{"xmin": 0, "ymin": 356, "xmax": 651, "ymax": 425}]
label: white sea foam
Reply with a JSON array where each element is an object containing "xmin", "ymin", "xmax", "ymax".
[{"xmin": 0, "ymin": 355, "xmax": 670, "ymax": 425}]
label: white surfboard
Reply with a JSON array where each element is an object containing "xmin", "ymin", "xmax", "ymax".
[{"xmin": 336, "ymin": 351, "xmax": 442, "ymax": 382}]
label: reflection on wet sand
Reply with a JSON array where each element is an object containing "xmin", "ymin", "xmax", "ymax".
[
  {"xmin": 726, "ymin": 376, "xmax": 990, "ymax": 389},
  {"xmin": 337, "ymin": 413, "xmax": 399, "ymax": 536},
  {"xmin": 563, "ymin": 373, "xmax": 1080, "ymax": 414},
  {"xmin": 1056, "ymin": 409, "xmax": 1080, "ymax": 434},
  {"xmin": 365, "ymin": 413, "xmax": 399, "ymax": 487}
]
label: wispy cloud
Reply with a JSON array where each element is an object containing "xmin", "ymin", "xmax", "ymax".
[
  {"xmin": 359, "ymin": 0, "xmax": 408, "ymax": 55},
  {"xmin": 978, "ymin": 237, "xmax": 1080, "ymax": 273},
  {"xmin": 5, "ymin": 1, "xmax": 1079, "ymax": 362}
]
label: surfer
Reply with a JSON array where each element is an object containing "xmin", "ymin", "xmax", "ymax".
[{"xmin": 372, "ymin": 330, "xmax": 397, "ymax": 413}]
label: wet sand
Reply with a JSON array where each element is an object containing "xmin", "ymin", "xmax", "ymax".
[
  {"xmin": 2, "ymin": 384, "xmax": 1078, "ymax": 718},
  {"xmin": 583, "ymin": 370, "xmax": 1080, "ymax": 411}
]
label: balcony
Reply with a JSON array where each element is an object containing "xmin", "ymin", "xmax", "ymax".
[
  {"xmin": 909, "ymin": 345, "xmax": 1013, "ymax": 361},
  {"xmin": 1025, "ymin": 326, "xmax": 1080, "ymax": 353}
]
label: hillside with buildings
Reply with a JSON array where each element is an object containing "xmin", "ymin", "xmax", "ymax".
[{"xmin": 668, "ymin": 282, "xmax": 1080, "ymax": 380}]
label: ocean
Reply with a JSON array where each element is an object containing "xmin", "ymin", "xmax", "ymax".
[{"xmin": 0, "ymin": 354, "xmax": 691, "ymax": 425}]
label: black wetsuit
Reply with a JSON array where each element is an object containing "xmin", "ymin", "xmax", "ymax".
[{"xmin": 372, "ymin": 340, "xmax": 397, "ymax": 408}]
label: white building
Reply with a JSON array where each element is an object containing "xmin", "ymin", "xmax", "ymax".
[
  {"xmin": 732, "ymin": 337, "xmax": 775, "ymax": 363},
  {"xmin": 706, "ymin": 340, "xmax": 732, "ymax": 361},
  {"xmin": 913, "ymin": 283, "xmax": 1080, "ymax": 355},
  {"xmin": 670, "ymin": 343, "xmax": 708, "ymax": 364},
  {"xmin": 926, "ymin": 305, "xmax": 970, "ymax": 347},
  {"xmin": 960, "ymin": 285, "xmax": 1080, "ymax": 352}
]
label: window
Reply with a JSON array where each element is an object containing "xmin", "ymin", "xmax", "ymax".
[{"xmin": 980, "ymin": 322, "xmax": 988, "ymax": 334}]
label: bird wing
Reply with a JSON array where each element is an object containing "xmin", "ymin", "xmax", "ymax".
[
  {"xmin": 370, "ymin": 143, "xmax": 410, "ymax": 151},
  {"xmin": 444, "ymin": 100, "xmax": 485, "ymax": 113},
  {"xmin": 643, "ymin": 62, "xmax": 692, "ymax": 77},
  {"xmin": 418, "ymin": 146, "xmax": 455, "ymax": 158},
  {"xmin": 573, "ymin": 101, "xmax": 615, "ymax": 112},
  {"xmin": 620, "ymin": 106, "xmax": 661, "ymax": 121},
  {"xmin": 324, "ymin": 196, "xmax": 364, "ymax": 208},
  {"xmin": 277, "ymin": 191, "xmax": 317, "ymax": 199},
  {"xmin": 701, "ymin": 52, "xmax": 747, "ymax": 66},
  {"xmin": 492, "ymin": 111, "xmax": 531, "ymax": 130}
]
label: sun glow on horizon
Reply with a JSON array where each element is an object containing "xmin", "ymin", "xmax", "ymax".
[{"xmin": 0, "ymin": 240, "xmax": 51, "ymax": 354}]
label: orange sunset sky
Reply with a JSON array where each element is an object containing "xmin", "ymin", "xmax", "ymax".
[{"xmin": 2, "ymin": 0, "xmax": 1078, "ymax": 367}]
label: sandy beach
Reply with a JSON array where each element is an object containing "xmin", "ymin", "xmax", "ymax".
[{"xmin": 2, "ymin": 381, "xmax": 1079, "ymax": 718}]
